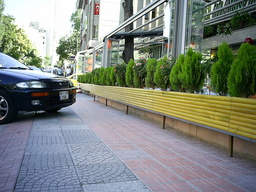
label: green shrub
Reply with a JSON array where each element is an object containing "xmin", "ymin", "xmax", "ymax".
[
  {"xmin": 228, "ymin": 43, "xmax": 256, "ymax": 97},
  {"xmin": 133, "ymin": 58, "xmax": 147, "ymax": 88},
  {"xmin": 106, "ymin": 66, "xmax": 116, "ymax": 86},
  {"xmin": 78, "ymin": 73, "xmax": 93, "ymax": 84},
  {"xmin": 114, "ymin": 63, "xmax": 127, "ymax": 87},
  {"xmin": 179, "ymin": 48, "xmax": 204, "ymax": 93},
  {"xmin": 210, "ymin": 42, "xmax": 234, "ymax": 96},
  {"xmin": 92, "ymin": 68, "xmax": 101, "ymax": 85},
  {"xmin": 154, "ymin": 56, "xmax": 174, "ymax": 90},
  {"xmin": 145, "ymin": 58, "xmax": 157, "ymax": 88},
  {"xmin": 77, "ymin": 74, "xmax": 85, "ymax": 83},
  {"xmin": 170, "ymin": 54, "xmax": 185, "ymax": 91},
  {"xmin": 99, "ymin": 67, "xmax": 107, "ymax": 85},
  {"xmin": 125, "ymin": 59, "xmax": 135, "ymax": 87},
  {"xmin": 230, "ymin": 11, "xmax": 256, "ymax": 29}
]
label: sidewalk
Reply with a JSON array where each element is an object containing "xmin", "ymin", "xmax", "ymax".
[{"xmin": 0, "ymin": 93, "xmax": 256, "ymax": 192}]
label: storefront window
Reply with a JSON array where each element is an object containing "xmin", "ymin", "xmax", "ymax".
[
  {"xmin": 107, "ymin": 39, "xmax": 124, "ymax": 66},
  {"xmin": 186, "ymin": 0, "xmax": 205, "ymax": 52},
  {"xmin": 76, "ymin": 54, "xmax": 84, "ymax": 74},
  {"xmin": 85, "ymin": 53, "xmax": 93, "ymax": 72},
  {"xmin": 95, "ymin": 48, "xmax": 103, "ymax": 68}
]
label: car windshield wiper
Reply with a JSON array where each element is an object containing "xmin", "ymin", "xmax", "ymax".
[{"xmin": 9, "ymin": 67, "xmax": 29, "ymax": 70}]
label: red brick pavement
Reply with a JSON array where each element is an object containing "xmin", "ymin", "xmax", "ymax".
[
  {"xmin": 1, "ymin": 93, "xmax": 256, "ymax": 192},
  {"xmin": 0, "ymin": 119, "xmax": 33, "ymax": 192},
  {"xmin": 72, "ymin": 94, "xmax": 256, "ymax": 192}
]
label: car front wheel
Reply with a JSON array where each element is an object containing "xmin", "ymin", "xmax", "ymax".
[{"xmin": 0, "ymin": 90, "xmax": 18, "ymax": 124}]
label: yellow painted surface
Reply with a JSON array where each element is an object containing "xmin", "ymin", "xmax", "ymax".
[{"xmin": 82, "ymin": 84, "xmax": 256, "ymax": 141}]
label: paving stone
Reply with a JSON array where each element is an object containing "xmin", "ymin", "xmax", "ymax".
[
  {"xmin": 77, "ymin": 162, "xmax": 138, "ymax": 184},
  {"xmin": 15, "ymin": 167, "xmax": 83, "ymax": 192},
  {"xmin": 10, "ymin": 99, "xmax": 151, "ymax": 192},
  {"xmin": 26, "ymin": 135, "xmax": 66, "ymax": 146},
  {"xmin": 20, "ymin": 153, "xmax": 74, "ymax": 171},
  {"xmin": 3, "ymin": 94, "xmax": 255, "ymax": 192},
  {"xmin": 83, "ymin": 180, "xmax": 151, "ymax": 192},
  {"xmin": 62, "ymin": 130, "xmax": 101, "ymax": 143}
]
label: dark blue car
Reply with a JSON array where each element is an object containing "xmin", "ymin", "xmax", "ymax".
[{"xmin": 0, "ymin": 52, "xmax": 76, "ymax": 124}]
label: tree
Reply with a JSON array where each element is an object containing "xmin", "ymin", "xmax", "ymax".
[
  {"xmin": 210, "ymin": 42, "xmax": 234, "ymax": 96},
  {"xmin": 0, "ymin": 0, "xmax": 3, "ymax": 15},
  {"xmin": 99, "ymin": 67, "xmax": 107, "ymax": 85},
  {"xmin": 179, "ymin": 48, "xmax": 204, "ymax": 93},
  {"xmin": 56, "ymin": 9, "xmax": 81, "ymax": 61},
  {"xmin": 145, "ymin": 58, "xmax": 157, "ymax": 88},
  {"xmin": 0, "ymin": 15, "xmax": 18, "ymax": 54},
  {"xmin": 139, "ymin": 46, "xmax": 152, "ymax": 59},
  {"xmin": 56, "ymin": 32, "xmax": 78, "ymax": 61},
  {"xmin": 0, "ymin": 14, "xmax": 42, "ymax": 65},
  {"xmin": 70, "ymin": 10, "xmax": 81, "ymax": 32},
  {"xmin": 228, "ymin": 43, "xmax": 256, "ymax": 98},
  {"xmin": 122, "ymin": 0, "xmax": 134, "ymax": 63},
  {"xmin": 154, "ymin": 56, "xmax": 174, "ymax": 90},
  {"xmin": 170, "ymin": 54, "xmax": 185, "ymax": 91},
  {"xmin": 114, "ymin": 63, "xmax": 127, "ymax": 87},
  {"xmin": 43, "ymin": 56, "xmax": 51, "ymax": 68},
  {"xmin": 6, "ymin": 27, "xmax": 33, "ymax": 60},
  {"xmin": 106, "ymin": 66, "xmax": 116, "ymax": 86},
  {"xmin": 133, "ymin": 58, "xmax": 147, "ymax": 88},
  {"xmin": 0, "ymin": 0, "xmax": 5, "ymax": 41},
  {"xmin": 125, "ymin": 59, "xmax": 135, "ymax": 87},
  {"xmin": 23, "ymin": 49, "xmax": 42, "ymax": 67}
]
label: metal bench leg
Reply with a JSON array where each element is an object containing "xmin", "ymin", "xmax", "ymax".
[{"xmin": 229, "ymin": 135, "xmax": 234, "ymax": 157}]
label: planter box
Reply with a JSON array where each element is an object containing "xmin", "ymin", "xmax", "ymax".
[{"xmin": 79, "ymin": 83, "xmax": 256, "ymax": 159}]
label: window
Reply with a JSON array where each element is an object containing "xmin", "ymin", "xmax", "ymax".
[
  {"xmin": 152, "ymin": 9, "xmax": 156, "ymax": 19},
  {"xmin": 93, "ymin": 25, "xmax": 98, "ymax": 39}
]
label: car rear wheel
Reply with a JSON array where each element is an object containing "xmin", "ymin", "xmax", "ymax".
[{"xmin": 0, "ymin": 90, "xmax": 18, "ymax": 124}]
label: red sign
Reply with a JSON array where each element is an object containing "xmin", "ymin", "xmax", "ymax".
[{"xmin": 94, "ymin": 3, "xmax": 100, "ymax": 15}]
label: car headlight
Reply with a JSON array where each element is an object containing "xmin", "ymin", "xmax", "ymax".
[
  {"xmin": 68, "ymin": 80, "xmax": 74, "ymax": 87},
  {"xmin": 16, "ymin": 81, "xmax": 46, "ymax": 88}
]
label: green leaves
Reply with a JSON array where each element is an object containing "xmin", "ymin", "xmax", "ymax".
[
  {"xmin": 228, "ymin": 43, "xmax": 256, "ymax": 97},
  {"xmin": 210, "ymin": 42, "xmax": 234, "ymax": 96},
  {"xmin": 125, "ymin": 59, "xmax": 135, "ymax": 87},
  {"xmin": 170, "ymin": 54, "xmax": 184, "ymax": 91},
  {"xmin": 56, "ymin": 32, "xmax": 78, "ymax": 61},
  {"xmin": 178, "ymin": 48, "xmax": 204, "ymax": 93},
  {"xmin": 0, "ymin": 13, "xmax": 41, "ymax": 66},
  {"xmin": 145, "ymin": 58, "xmax": 157, "ymax": 88},
  {"xmin": 154, "ymin": 56, "xmax": 174, "ymax": 90}
]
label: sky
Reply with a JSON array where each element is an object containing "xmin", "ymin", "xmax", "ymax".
[{"xmin": 4, "ymin": 0, "xmax": 77, "ymax": 37}]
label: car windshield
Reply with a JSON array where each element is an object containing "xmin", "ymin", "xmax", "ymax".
[{"xmin": 0, "ymin": 53, "xmax": 29, "ymax": 69}]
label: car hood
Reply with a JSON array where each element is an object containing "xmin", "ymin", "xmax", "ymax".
[{"xmin": 0, "ymin": 69, "xmax": 64, "ymax": 84}]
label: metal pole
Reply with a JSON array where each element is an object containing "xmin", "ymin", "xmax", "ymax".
[{"xmin": 172, "ymin": 0, "xmax": 187, "ymax": 58}]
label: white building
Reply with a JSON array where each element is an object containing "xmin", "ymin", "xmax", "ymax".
[{"xmin": 22, "ymin": 22, "xmax": 59, "ymax": 68}]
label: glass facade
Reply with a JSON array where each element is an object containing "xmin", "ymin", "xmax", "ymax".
[{"xmin": 76, "ymin": 0, "xmax": 255, "ymax": 71}]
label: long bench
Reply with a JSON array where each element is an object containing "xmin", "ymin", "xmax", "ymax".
[{"xmin": 79, "ymin": 84, "xmax": 256, "ymax": 158}]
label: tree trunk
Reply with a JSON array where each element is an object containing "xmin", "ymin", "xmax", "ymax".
[{"xmin": 122, "ymin": 0, "xmax": 134, "ymax": 63}]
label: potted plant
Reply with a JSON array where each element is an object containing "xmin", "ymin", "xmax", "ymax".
[
  {"xmin": 125, "ymin": 59, "xmax": 135, "ymax": 87},
  {"xmin": 145, "ymin": 58, "xmax": 157, "ymax": 88},
  {"xmin": 228, "ymin": 42, "xmax": 256, "ymax": 98},
  {"xmin": 114, "ymin": 63, "xmax": 127, "ymax": 87},
  {"xmin": 133, "ymin": 58, "xmax": 147, "ymax": 88},
  {"xmin": 230, "ymin": 11, "xmax": 255, "ymax": 29},
  {"xmin": 210, "ymin": 42, "xmax": 234, "ymax": 96}
]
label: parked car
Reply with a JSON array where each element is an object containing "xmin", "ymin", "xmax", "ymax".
[
  {"xmin": 67, "ymin": 73, "xmax": 84, "ymax": 87},
  {"xmin": 28, "ymin": 65, "xmax": 43, "ymax": 72},
  {"xmin": 0, "ymin": 52, "xmax": 77, "ymax": 124}
]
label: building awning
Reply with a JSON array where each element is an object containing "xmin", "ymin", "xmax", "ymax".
[{"xmin": 108, "ymin": 30, "xmax": 164, "ymax": 40}]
